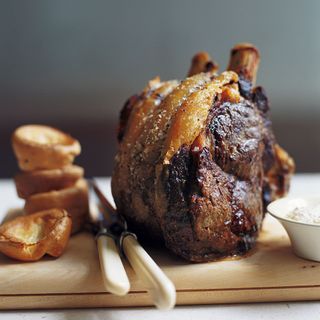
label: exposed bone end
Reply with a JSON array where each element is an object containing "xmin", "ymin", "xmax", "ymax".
[
  {"xmin": 228, "ymin": 43, "xmax": 260, "ymax": 85},
  {"xmin": 188, "ymin": 51, "xmax": 219, "ymax": 76},
  {"xmin": 265, "ymin": 144, "xmax": 295, "ymax": 201}
]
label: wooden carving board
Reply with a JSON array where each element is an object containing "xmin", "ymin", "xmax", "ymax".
[{"xmin": 0, "ymin": 214, "xmax": 320, "ymax": 309}]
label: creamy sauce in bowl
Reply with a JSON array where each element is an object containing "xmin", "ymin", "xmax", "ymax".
[
  {"xmin": 286, "ymin": 204, "xmax": 320, "ymax": 225},
  {"xmin": 267, "ymin": 196, "xmax": 320, "ymax": 261}
]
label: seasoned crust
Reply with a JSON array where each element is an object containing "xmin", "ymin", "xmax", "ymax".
[
  {"xmin": 163, "ymin": 97, "xmax": 264, "ymax": 261},
  {"xmin": 162, "ymin": 72, "xmax": 239, "ymax": 163},
  {"xmin": 119, "ymin": 73, "xmax": 215, "ymax": 238},
  {"xmin": 112, "ymin": 78, "xmax": 179, "ymax": 237}
]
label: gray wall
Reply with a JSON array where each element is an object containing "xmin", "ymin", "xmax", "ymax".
[{"xmin": 1, "ymin": 0, "xmax": 320, "ymax": 177}]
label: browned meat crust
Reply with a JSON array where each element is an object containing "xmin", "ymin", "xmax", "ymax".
[{"xmin": 112, "ymin": 43, "xmax": 294, "ymax": 262}]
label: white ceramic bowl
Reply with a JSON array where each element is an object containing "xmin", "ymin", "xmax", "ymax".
[{"xmin": 267, "ymin": 196, "xmax": 320, "ymax": 262}]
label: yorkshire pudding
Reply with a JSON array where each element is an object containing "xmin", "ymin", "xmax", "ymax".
[
  {"xmin": 12, "ymin": 125, "xmax": 81, "ymax": 171},
  {"xmin": 24, "ymin": 179, "xmax": 89, "ymax": 234},
  {"xmin": 0, "ymin": 209, "xmax": 72, "ymax": 261},
  {"xmin": 15, "ymin": 165, "xmax": 84, "ymax": 199}
]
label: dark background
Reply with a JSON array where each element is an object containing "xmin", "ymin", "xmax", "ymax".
[{"xmin": 1, "ymin": 0, "xmax": 320, "ymax": 178}]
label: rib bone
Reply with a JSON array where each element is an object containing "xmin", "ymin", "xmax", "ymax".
[
  {"xmin": 227, "ymin": 43, "xmax": 260, "ymax": 85},
  {"xmin": 188, "ymin": 51, "xmax": 219, "ymax": 76}
]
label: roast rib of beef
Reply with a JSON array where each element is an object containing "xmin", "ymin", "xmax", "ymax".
[{"xmin": 112, "ymin": 43, "xmax": 295, "ymax": 262}]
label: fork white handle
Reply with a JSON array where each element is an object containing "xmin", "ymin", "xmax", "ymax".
[
  {"xmin": 122, "ymin": 234, "xmax": 176, "ymax": 310},
  {"xmin": 97, "ymin": 234, "xmax": 130, "ymax": 296}
]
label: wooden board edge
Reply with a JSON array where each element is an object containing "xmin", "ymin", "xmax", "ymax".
[{"xmin": 1, "ymin": 286, "xmax": 320, "ymax": 310}]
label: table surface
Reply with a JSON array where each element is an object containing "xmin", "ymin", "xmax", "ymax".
[{"xmin": 0, "ymin": 174, "xmax": 320, "ymax": 320}]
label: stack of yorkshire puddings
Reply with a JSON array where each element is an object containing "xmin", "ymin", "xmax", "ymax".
[
  {"xmin": 0, "ymin": 125, "xmax": 88, "ymax": 262},
  {"xmin": 12, "ymin": 125, "xmax": 89, "ymax": 234}
]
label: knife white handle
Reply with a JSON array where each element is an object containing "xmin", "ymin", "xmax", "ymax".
[
  {"xmin": 122, "ymin": 234, "xmax": 176, "ymax": 310},
  {"xmin": 97, "ymin": 234, "xmax": 130, "ymax": 296}
]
